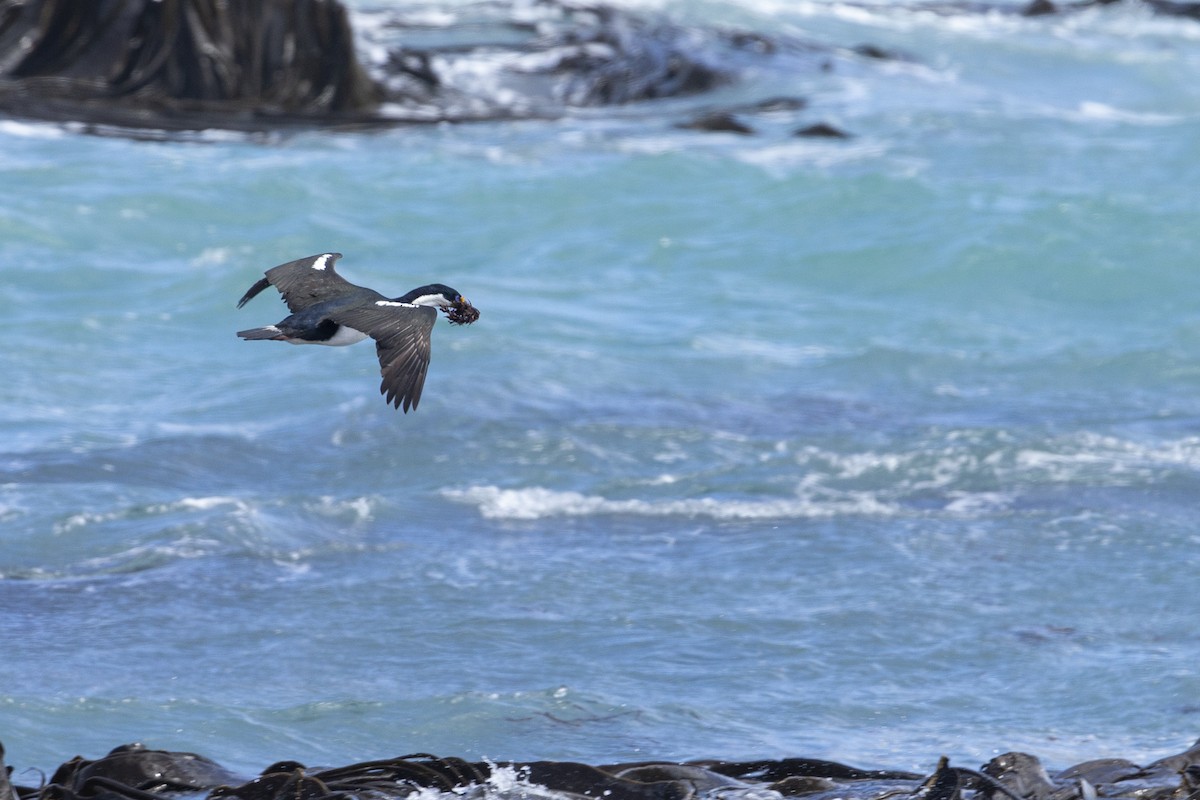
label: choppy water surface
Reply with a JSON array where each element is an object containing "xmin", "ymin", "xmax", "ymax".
[{"xmin": 3, "ymin": 0, "xmax": 1200, "ymax": 780}]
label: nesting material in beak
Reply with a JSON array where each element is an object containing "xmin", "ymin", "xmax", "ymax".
[{"xmin": 443, "ymin": 298, "xmax": 480, "ymax": 325}]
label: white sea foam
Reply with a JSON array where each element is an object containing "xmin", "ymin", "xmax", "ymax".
[
  {"xmin": 442, "ymin": 485, "xmax": 898, "ymax": 520},
  {"xmin": 1073, "ymin": 101, "xmax": 1181, "ymax": 126},
  {"xmin": 1012, "ymin": 433, "xmax": 1200, "ymax": 482},
  {"xmin": 311, "ymin": 494, "xmax": 379, "ymax": 523},
  {"xmin": 0, "ymin": 120, "xmax": 67, "ymax": 139},
  {"xmin": 171, "ymin": 496, "xmax": 249, "ymax": 512},
  {"xmin": 734, "ymin": 137, "xmax": 893, "ymax": 173}
]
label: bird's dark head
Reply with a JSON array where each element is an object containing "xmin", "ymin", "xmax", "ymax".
[{"xmin": 395, "ymin": 284, "xmax": 480, "ymax": 325}]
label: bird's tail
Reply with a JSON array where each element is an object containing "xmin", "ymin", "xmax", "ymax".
[{"xmin": 237, "ymin": 326, "xmax": 286, "ymax": 341}]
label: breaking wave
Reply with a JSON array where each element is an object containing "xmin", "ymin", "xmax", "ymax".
[
  {"xmin": 444, "ymin": 431, "xmax": 1200, "ymax": 521},
  {"xmin": 444, "ymin": 485, "xmax": 900, "ymax": 520}
]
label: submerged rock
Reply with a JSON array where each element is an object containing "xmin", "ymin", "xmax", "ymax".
[
  {"xmin": 794, "ymin": 122, "xmax": 853, "ymax": 139},
  {"xmin": 676, "ymin": 111, "xmax": 755, "ymax": 135}
]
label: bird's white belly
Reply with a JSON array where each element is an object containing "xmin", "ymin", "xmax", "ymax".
[
  {"xmin": 286, "ymin": 325, "xmax": 369, "ymax": 346},
  {"xmin": 322, "ymin": 325, "xmax": 369, "ymax": 346}
]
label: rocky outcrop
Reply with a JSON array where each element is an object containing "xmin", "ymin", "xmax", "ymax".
[
  {"xmin": 0, "ymin": 0, "xmax": 872, "ymax": 134},
  {"xmin": 0, "ymin": 0, "xmax": 380, "ymax": 130}
]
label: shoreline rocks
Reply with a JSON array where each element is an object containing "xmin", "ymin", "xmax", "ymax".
[{"xmin": 7, "ymin": 739, "xmax": 1200, "ymax": 800}]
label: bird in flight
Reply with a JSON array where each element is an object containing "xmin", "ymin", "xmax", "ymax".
[{"xmin": 236, "ymin": 252, "xmax": 479, "ymax": 412}]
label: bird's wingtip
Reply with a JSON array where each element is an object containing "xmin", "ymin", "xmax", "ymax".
[{"xmin": 236, "ymin": 276, "xmax": 272, "ymax": 309}]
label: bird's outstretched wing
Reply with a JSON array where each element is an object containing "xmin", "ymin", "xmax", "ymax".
[
  {"xmin": 330, "ymin": 301, "xmax": 439, "ymax": 412},
  {"xmin": 236, "ymin": 253, "xmax": 363, "ymax": 312}
]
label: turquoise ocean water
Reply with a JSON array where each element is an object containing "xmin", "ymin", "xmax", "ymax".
[{"xmin": 3, "ymin": 0, "xmax": 1200, "ymax": 780}]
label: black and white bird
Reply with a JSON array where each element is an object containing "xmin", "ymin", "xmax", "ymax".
[{"xmin": 236, "ymin": 252, "xmax": 479, "ymax": 412}]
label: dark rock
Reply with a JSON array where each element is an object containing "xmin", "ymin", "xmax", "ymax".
[
  {"xmin": 1182, "ymin": 764, "xmax": 1200, "ymax": 792},
  {"xmin": 505, "ymin": 761, "xmax": 693, "ymax": 800},
  {"xmin": 44, "ymin": 743, "xmax": 243, "ymax": 798},
  {"xmin": 211, "ymin": 766, "xmax": 330, "ymax": 800},
  {"xmin": 852, "ymin": 43, "xmax": 902, "ymax": 59},
  {"xmin": 1141, "ymin": 737, "xmax": 1200, "ymax": 775},
  {"xmin": 676, "ymin": 111, "xmax": 754, "ymax": 134},
  {"xmin": 612, "ymin": 764, "xmax": 748, "ymax": 791},
  {"xmin": 1021, "ymin": 0, "xmax": 1060, "ymax": 16},
  {"xmin": 1055, "ymin": 759, "xmax": 1141, "ymax": 786},
  {"xmin": 768, "ymin": 776, "xmax": 838, "ymax": 795},
  {"xmin": 794, "ymin": 122, "xmax": 852, "ymax": 139},
  {"xmin": 980, "ymin": 753, "xmax": 1063, "ymax": 800},
  {"xmin": 1144, "ymin": 0, "xmax": 1200, "ymax": 20}
]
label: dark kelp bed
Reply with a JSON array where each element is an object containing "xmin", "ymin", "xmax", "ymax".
[{"xmin": 4, "ymin": 740, "xmax": 1200, "ymax": 800}]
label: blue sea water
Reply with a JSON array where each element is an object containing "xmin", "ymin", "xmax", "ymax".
[{"xmin": 3, "ymin": 0, "xmax": 1200, "ymax": 782}]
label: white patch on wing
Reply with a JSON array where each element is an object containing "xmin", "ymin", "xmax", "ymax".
[
  {"xmin": 312, "ymin": 253, "xmax": 334, "ymax": 271},
  {"xmin": 376, "ymin": 300, "xmax": 418, "ymax": 308}
]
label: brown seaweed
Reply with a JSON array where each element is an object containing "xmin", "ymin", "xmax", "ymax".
[{"xmin": 443, "ymin": 299, "xmax": 480, "ymax": 326}]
